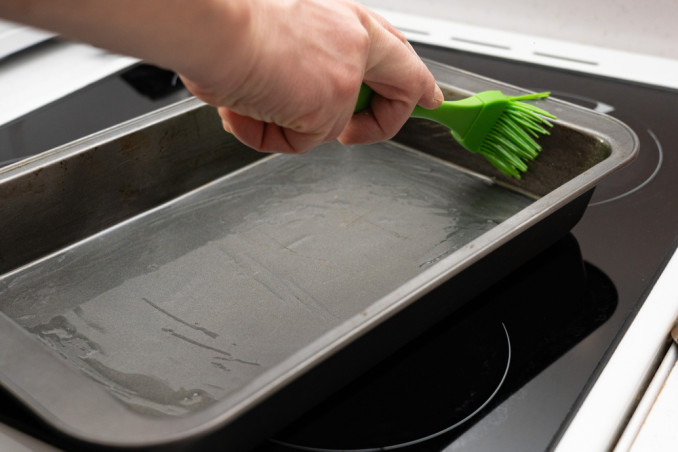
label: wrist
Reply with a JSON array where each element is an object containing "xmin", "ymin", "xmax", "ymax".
[{"xmin": 174, "ymin": 0, "xmax": 256, "ymax": 101}]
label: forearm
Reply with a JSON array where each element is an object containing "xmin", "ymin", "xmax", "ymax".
[{"xmin": 0, "ymin": 0, "xmax": 250, "ymax": 82}]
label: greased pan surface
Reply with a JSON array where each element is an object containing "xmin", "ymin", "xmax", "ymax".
[{"xmin": 0, "ymin": 60, "xmax": 637, "ymax": 449}]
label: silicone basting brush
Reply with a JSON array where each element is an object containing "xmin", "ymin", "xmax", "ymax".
[{"xmin": 355, "ymin": 84, "xmax": 556, "ymax": 179}]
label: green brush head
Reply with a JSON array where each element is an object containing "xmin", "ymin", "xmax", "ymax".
[
  {"xmin": 412, "ymin": 90, "xmax": 556, "ymax": 179},
  {"xmin": 467, "ymin": 92, "xmax": 556, "ymax": 178}
]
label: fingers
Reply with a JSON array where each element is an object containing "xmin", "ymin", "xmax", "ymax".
[
  {"xmin": 213, "ymin": 1, "xmax": 443, "ymax": 154},
  {"xmin": 338, "ymin": 95, "xmax": 408, "ymax": 145},
  {"xmin": 220, "ymin": 107, "xmax": 336, "ymax": 154},
  {"xmin": 418, "ymin": 74, "xmax": 445, "ymax": 110},
  {"xmin": 363, "ymin": 9, "xmax": 443, "ymax": 109},
  {"xmin": 338, "ymin": 11, "xmax": 443, "ymax": 145},
  {"xmin": 363, "ymin": 8, "xmax": 413, "ymax": 53}
]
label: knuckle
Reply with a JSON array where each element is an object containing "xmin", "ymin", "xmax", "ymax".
[
  {"xmin": 289, "ymin": 109, "xmax": 325, "ymax": 134},
  {"xmin": 354, "ymin": 27, "xmax": 371, "ymax": 54}
]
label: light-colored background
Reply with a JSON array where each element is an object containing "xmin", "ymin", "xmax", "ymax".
[{"xmin": 360, "ymin": 0, "xmax": 678, "ymax": 60}]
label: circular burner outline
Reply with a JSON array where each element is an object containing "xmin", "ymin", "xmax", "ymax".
[
  {"xmin": 270, "ymin": 323, "xmax": 512, "ymax": 452},
  {"xmin": 547, "ymin": 91, "xmax": 662, "ymax": 207},
  {"xmin": 589, "ymin": 129, "xmax": 663, "ymax": 207}
]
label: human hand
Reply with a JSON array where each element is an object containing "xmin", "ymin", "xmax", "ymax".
[
  {"xmin": 179, "ymin": 0, "xmax": 443, "ymax": 154},
  {"xmin": 0, "ymin": 0, "xmax": 440, "ymax": 154}
]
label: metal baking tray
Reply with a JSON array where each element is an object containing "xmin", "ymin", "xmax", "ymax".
[{"xmin": 0, "ymin": 60, "xmax": 637, "ymax": 450}]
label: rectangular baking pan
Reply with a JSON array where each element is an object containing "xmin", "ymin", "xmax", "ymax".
[{"xmin": 0, "ymin": 60, "xmax": 637, "ymax": 451}]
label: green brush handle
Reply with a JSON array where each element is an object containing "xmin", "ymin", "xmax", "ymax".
[
  {"xmin": 354, "ymin": 83, "xmax": 551, "ymax": 130},
  {"xmin": 354, "ymin": 83, "xmax": 374, "ymax": 113},
  {"xmin": 354, "ymin": 84, "xmax": 483, "ymax": 135},
  {"xmin": 356, "ymin": 84, "xmax": 449, "ymax": 114}
]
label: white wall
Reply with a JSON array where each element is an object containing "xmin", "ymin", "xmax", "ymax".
[{"xmin": 359, "ymin": 0, "xmax": 678, "ymax": 60}]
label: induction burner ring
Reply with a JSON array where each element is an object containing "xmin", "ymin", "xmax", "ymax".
[
  {"xmin": 588, "ymin": 129, "xmax": 663, "ymax": 206},
  {"xmin": 270, "ymin": 323, "xmax": 512, "ymax": 452},
  {"xmin": 546, "ymin": 90, "xmax": 662, "ymax": 207}
]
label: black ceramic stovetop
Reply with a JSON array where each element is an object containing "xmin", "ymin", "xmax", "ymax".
[{"xmin": 1, "ymin": 44, "xmax": 677, "ymax": 452}]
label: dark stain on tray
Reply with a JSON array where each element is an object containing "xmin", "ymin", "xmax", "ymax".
[{"xmin": 394, "ymin": 117, "xmax": 610, "ymax": 197}]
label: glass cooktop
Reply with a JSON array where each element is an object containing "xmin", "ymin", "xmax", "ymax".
[{"xmin": 1, "ymin": 43, "xmax": 677, "ymax": 452}]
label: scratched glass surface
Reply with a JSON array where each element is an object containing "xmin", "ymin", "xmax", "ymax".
[{"xmin": 0, "ymin": 141, "xmax": 533, "ymax": 417}]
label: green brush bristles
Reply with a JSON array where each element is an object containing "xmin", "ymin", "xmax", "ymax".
[{"xmin": 477, "ymin": 93, "xmax": 556, "ymax": 178}]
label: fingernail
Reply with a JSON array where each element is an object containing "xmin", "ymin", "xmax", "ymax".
[
  {"xmin": 433, "ymin": 85, "xmax": 444, "ymax": 105},
  {"xmin": 222, "ymin": 120, "xmax": 233, "ymax": 134}
]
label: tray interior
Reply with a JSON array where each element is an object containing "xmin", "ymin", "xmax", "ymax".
[
  {"xmin": 0, "ymin": 96, "xmax": 612, "ymax": 427},
  {"xmin": 0, "ymin": 136, "xmax": 537, "ymax": 417}
]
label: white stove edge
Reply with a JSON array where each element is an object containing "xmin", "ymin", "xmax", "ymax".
[
  {"xmin": 0, "ymin": 20, "xmax": 53, "ymax": 60},
  {"xmin": 615, "ymin": 343, "xmax": 678, "ymax": 451},
  {"xmin": 373, "ymin": 8, "xmax": 678, "ymax": 91},
  {"xmin": 0, "ymin": 39, "xmax": 138, "ymax": 127},
  {"xmin": 555, "ymin": 245, "xmax": 678, "ymax": 452}
]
